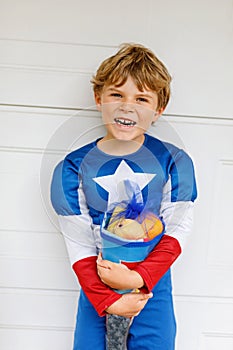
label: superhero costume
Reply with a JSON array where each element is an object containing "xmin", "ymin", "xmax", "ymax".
[{"xmin": 51, "ymin": 133, "xmax": 197, "ymax": 350}]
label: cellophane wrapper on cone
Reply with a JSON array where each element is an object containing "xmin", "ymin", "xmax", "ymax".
[{"xmin": 100, "ymin": 181, "xmax": 165, "ymax": 264}]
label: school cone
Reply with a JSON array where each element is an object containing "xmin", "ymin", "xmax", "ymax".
[{"xmin": 106, "ymin": 314, "xmax": 131, "ymax": 350}]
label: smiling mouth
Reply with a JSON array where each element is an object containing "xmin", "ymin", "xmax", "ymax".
[{"xmin": 114, "ymin": 118, "xmax": 136, "ymax": 126}]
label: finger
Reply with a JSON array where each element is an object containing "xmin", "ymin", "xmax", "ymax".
[
  {"xmin": 96, "ymin": 265, "xmax": 103, "ymax": 273},
  {"xmin": 97, "ymin": 265, "xmax": 109, "ymax": 277},
  {"xmin": 97, "ymin": 259, "xmax": 111, "ymax": 269},
  {"xmin": 147, "ymin": 292, "xmax": 153, "ymax": 298},
  {"xmin": 97, "ymin": 266, "xmax": 108, "ymax": 277},
  {"xmin": 96, "ymin": 253, "xmax": 102, "ymax": 264},
  {"xmin": 118, "ymin": 263, "xmax": 128, "ymax": 270},
  {"xmin": 96, "ymin": 260, "xmax": 105, "ymax": 268},
  {"xmin": 135, "ymin": 293, "xmax": 153, "ymax": 303},
  {"xmin": 96, "ymin": 266, "xmax": 102, "ymax": 277}
]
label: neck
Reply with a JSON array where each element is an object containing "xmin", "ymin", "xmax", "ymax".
[{"xmin": 97, "ymin": 136, "xmax": 145, "ymax": 156}]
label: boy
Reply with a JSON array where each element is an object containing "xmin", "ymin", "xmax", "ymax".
[{"xmin": 51, "ymin": 43, "xmax": 197, "ymax": 349}]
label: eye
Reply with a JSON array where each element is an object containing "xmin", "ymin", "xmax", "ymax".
[
  {"xmin": 136, "ymin": 97, "xmax": 149, "ymax": 103},
  {"xmin": 110, "ymin": 93, "xmax": 122, "ymax": 98}
]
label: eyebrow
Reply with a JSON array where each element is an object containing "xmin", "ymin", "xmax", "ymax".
[
  {"xmin": 137, "ymin": 93, "xmax": 153, "ymax": 100},
  {"xmin": 108, "ymin": 88, "xmax": 120, "ymax": 92},
  {"xmin": 108, "ymin": 87, "xmax": 123, "ymax": 92}
]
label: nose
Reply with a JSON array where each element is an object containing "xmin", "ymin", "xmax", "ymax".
[{"xmin": 119, "ymin": 102, "xmax": 135, "ymax": 113}]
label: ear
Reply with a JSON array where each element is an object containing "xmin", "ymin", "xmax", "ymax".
[
  {"xmin": 94, "ymin": 92, "xmax": 102, "ymax": 111},
  {"xmin": 152, "ymin": 108, "xmax": 164, "ymax": 122}
]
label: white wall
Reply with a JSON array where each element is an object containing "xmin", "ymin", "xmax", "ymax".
[{"xmin": 0, "ymin": 0, "xmax": 233, "ymax": 349}]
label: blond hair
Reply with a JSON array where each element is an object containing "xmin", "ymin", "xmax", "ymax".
[{"xmin": 91, "ymin": 43, "xmax": 172, "ymax": 110}]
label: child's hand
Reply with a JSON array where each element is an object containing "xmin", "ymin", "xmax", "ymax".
[
  {"xmin": 106, "ymin": 292, "xmax": 153, "ymax": 318},
  {"xmin": 96, "ymin": 253, "xmax": 144, "ymax": 290}
]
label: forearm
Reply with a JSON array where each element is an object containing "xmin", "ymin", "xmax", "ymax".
[
  {"xmin": 105, "ymin": 291, "xmax": 153, "ymax": 317},
  {"xmin": 73, "ymin": 256, "xmax": 121, "ymax": 316},
  {"xmin": 123, "ymin": 270, "xmax": 144, "ymax": 289},
  {"xmin": 97, "ymin": 234, "xmax": 181, "ymax": 293},
  {"xmin": 97, "ymin": 255, "xmax": 144, "ymax": 291},
  {"xmin": 75, "ymin": 257, "xmax": 152, "ymax": 318},
  {"xmin": 133, "ymin": 234, "xmax": 181, "ymax": 292}
]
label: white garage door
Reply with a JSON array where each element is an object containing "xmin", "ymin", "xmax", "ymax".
[{"xmin": 0, "ymin": 1, "xmax": 232, "ymax": 349}]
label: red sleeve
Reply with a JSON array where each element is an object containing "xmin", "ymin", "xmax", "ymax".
[
  {"xmin": 133, "ymin": 235, "xmax": 182, "ymax": 292},
  {"xmin": 72, "ymin": 256, "xmax": 121, "ymax": 317}
]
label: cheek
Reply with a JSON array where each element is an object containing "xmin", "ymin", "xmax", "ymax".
[
  {"xmin": 101, "ymin": 105, "xmax": 115, "ymax": 123},
  {"xmin": 102, "ymin": 103, "xmax": 120, "ymax": 118},
  {"xmin": 140, "ymin": 109, "xmax": 156, "ymax": 121},
  {"xmin": 137, "ymin": 111, "xmax": 156, "ymax": 129}
]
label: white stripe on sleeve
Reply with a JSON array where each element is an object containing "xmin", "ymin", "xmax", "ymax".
[
  {"xmin": 160, "ymin": 176, "xmax": 194, "ymax": 251},
  {"xmin": 57, "ymin": 180, "xmax": 99, "ymax": 265}
]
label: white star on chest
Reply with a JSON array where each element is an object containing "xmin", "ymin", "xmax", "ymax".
[{"xmin": 93, "ymin": 160, "xmax": 156, "ymax": 207}]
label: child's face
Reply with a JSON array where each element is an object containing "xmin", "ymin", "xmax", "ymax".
[{"xmin": 95, "ymin": 76, "xmax": 162, "ymax": 144}]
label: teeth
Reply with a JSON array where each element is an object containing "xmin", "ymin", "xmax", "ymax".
[{"xmin": 115, "ymin": 118, "xmax": 136, "ymax": 126}]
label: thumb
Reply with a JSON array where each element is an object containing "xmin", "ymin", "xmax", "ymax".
[{"xmin": 139, "ymin": 292, "xmax": 153, "ymax": 300}]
